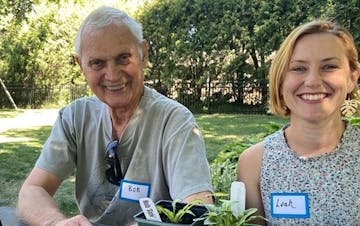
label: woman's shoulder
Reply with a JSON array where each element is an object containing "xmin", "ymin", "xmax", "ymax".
[
  {"xmin": 240, "ymin": 142, "xmax": 265, "ymax": 161},
  {"xmin": 237, "ymin": 141, "xmax": 264, "ymax": 185},
  {"xmin": 238, "ymin": 142, "xmax": 264, "ymax": 173}
]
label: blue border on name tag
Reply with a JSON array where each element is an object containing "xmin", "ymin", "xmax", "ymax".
[
  {"xmin": 270, "ymin": 192, "xmax": 310, "ymax": 218},
  {"xmin": 119, "ymin": 179, "xmax": 151, "ymax": 203}
]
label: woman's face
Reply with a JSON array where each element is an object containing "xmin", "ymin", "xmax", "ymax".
[{"xmin": 281, "ymin": 33, "xmax": 359, "ymax": 122}]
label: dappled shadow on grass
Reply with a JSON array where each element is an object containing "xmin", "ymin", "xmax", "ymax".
[
  {"xmin": 197, "ymin": 114, "xmax": 287, "ymax": 137},
  {"xmin": 195, "ymin": 114, "xmax": 288, "ymax": 161},
  {"xmin": 0, "ymin": 126, "xmax": 52, "ymax": 207},
  {"xmin": 0, "ymin": 125, "xmax": 79, "ymax": 215},
  {"xmin": 0, "ymin": 109, "xmax": 24, "ymax": 118},
  {"xmin": 0, "ymin": 126, "xmax": 53, "ymax": 180},
  {"xmin": 1, "ymin": 126, "xmax": 52, "ymax": 143}
]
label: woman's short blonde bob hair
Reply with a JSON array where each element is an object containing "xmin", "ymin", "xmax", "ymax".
[{"xmin": 268, "ymin": 20, "xmax": 359, "ymax": 117}]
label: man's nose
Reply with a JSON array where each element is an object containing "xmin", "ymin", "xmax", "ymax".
[{"xmin": 104, "ymin": 61, "xmax": 120, "ymax": 80}]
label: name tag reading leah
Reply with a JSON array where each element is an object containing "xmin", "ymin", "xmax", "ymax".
[
  {"xmin": 270, "ymin": 193, "xmax": 310, "ymax": 218},
  {"xmin": 119, "ymin": 180, "xmax": 151, "ymax": 202}
]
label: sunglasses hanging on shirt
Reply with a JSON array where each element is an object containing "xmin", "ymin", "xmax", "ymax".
[{"xmin": 105, "ymin": 139, "xmax": 123, "ymax": 186}]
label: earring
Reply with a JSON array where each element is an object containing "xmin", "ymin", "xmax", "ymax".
[{"xmin": 341, "ymin": 93, "xmax": 359, "ymax": 117}]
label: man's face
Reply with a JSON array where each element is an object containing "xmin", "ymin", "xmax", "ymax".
[{"xmin": 77, "ymin": 23, "xmax": 148, "ymax": 110}]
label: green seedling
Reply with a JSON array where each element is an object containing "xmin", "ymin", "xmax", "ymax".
[{"xmin": 156, "ymin": 199, "xmax": 203, "ymax": 223}]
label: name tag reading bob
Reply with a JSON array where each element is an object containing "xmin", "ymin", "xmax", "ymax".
[
  {"xmin": 119, "ymin": 180, "xmax": 151, "ymax": 202},
  {"xmin": 270, "ymin": 193, "xmax": 310, "ymax": 218}
]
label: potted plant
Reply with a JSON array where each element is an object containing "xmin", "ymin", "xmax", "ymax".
[
  {"xmin": 134, "ymin": 182, "xmax": 267, "ymax": 226},
  {"xmin": 134, "ymin": 199, "xmax": 207, "ymax": 226},
  {"xmin": 195, "ymin": 182, "xmax": 267, "ymax": 226},
  {"xmin": 195, "ymin": 199, "xmax": 266, "ymax": 226}
]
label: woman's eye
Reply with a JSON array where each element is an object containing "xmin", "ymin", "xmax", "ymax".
[
  {"xmin": 322, "ymin": 64, "xmax": 338, "ymax": 71},
  {"xmin": 290, "ymin": 66, "xmax": 306, "ymax": 72}
]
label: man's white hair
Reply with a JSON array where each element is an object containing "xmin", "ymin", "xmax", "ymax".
[{"xmin": 75, "ymin": 6, "xmax": 143, "ymax": 56}]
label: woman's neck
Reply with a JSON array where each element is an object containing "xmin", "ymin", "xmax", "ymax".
[{"xmin": 284, "ymin": 119, "xmax": 345, "ymax": 158}]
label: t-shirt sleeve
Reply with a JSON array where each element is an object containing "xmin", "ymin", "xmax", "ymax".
[
  {"xmin": 163, "ymin": 109, "xmax": 214, "ymax": 199},
  {"xmin": 35, "ymin": 107, "xmax": 77, "ymax": 180}
]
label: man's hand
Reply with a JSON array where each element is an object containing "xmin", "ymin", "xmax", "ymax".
[{"xmin": 53, "ymin": 215, "xmax": 93, "ymax": 226}]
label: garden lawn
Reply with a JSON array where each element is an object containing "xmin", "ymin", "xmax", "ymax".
[
  {"xmin": 196, "ymin": 113, "xmax": 288, "ymax": 161},
  {"xmin": 0, "ymin": 110, "xmax": 287, "ymax": 216}
]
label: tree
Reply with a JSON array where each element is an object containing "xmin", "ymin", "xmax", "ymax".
[
  {"xmin": 137, "ymin": 0, "xmax": 326, "ymax": 111},
  {"xmin": 0, "ymin": 2, "xmax": 85, "ymax": 106},
  {"xmin": 321, "ymin": 0, "xmax": 360, "ymax": 50}
]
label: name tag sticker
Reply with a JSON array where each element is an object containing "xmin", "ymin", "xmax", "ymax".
[
  {"xmin": 119, "ymin": 180, "xmax": 151, "ymax": 202},
  {"xmin": 270, "ymin": 193, "xmax": 310, "ymax": 218}
]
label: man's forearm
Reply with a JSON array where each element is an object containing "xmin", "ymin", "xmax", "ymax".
[
  {"xmin": 18, "ymin": 185, "xmax": 67, "ymax": 225},
  {"xmin": 183, "ymin": 191, "xmax": 214, "ymax": 204}
]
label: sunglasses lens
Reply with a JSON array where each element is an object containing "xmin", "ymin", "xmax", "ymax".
[
  {"xmin": 105, "ymin": 168, "xmax": 120, "ymax": 186},
  {"xmin": 104, "ymin": 140, "xmax": 123, "ymax": 186},
  {"xmin": 105, "ymin": 140, "xmax": 118, "ymax": 162}
]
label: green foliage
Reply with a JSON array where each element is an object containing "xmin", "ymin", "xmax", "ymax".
[
  {"xmin": 211, "ymin": 158, "xmax": 237, "ymax": 194},
  {"xmin": 0, "ymin": 0, "xmax": 34, "ymax": 22},
  {"xmin": 136, "ymin": 0, "xmax": 334, "ymax": 108},
  {"xmin": 210, "ymin": 141, "xmax": 252, "ymax": 193},
  {"xmin": 348, "ymin": 117, "xmax": 360, "ymax": 128},
  {"xmin": 1, "ymin": 0, "xmax": 360, "ymax": 108},
  {"xmin": 210, "ymin": 121, "xmax": 283, "ymax": 193},
  {"xmin": 323, "ymin": 0, "xmax": 360, "ymax": 50},
  {"xmin": 1, "ymin": 3, "xmax": 84, "ymax": 85},
  {"xmin": 197, "ymin": 200, "xmax": 266, "ymax": 226},
  {"xmin": 156, "ymin": 199, "xmax": 202, "ymax": 223},
  {"xmin": 0, "ymin": 2, "xmax": 87, "ymax": 107}
]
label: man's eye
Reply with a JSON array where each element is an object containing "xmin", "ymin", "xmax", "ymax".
[
  {"xmin": 116, "ymin": 54, "xmax": 131, "ymax": 65},
  {"xmin": 89, "ymin": 60, "xmax": 105, "ymax": 70}
]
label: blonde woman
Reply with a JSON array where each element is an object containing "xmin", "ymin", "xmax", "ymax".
[{"xmin": 237, "ymin": 20, "xmax": 360, "ymax": 225}]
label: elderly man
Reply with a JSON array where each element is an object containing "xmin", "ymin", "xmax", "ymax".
[{"xmin": 18, "ymin": 6, "xmax": 213, "ymax": 226}]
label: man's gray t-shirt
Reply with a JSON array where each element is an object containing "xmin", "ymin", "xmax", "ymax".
[{"xmin": 36, "ymin": 86, "xmax": 213, "ymax": 225}]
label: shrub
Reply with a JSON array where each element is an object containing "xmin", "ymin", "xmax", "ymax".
[{"xmin": 210, "ymin": 121, "xmax": 283, "ymax": 194}]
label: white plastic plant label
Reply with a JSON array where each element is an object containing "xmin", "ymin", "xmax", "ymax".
[
  {"xmin": 230, "ymin": 181, "xmax": 246, "ymax": 217},
  {"xmin": 139, "ymin": 198, "xmax": 162, "ymax": 222}
]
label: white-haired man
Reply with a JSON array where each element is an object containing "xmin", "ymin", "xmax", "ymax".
[{"xmin": 18, "ymin": 6, "xmax": 213, "ymax": 226}]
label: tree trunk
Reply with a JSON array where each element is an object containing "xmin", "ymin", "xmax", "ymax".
[{"xmin": 0, "ymin": 78, "xmax": 17, "ymax": 109}]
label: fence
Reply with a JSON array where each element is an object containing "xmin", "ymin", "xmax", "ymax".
[
  {"xmin": 0, "ymin": 81, "xmax": 269, "ymax": 114},
  {"xmin": 0, "ymin": 84, "xmax": 90, "ymax": 108}
]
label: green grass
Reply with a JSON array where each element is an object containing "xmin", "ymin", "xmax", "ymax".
[
  {"xmin": 0, "ymin": 109, "xmax": 24, "ymax": 118},
  {"xmin": 0, "ymin": 125, "xmax": 78, "ymax": 214},
  {"xmin": 0, "ymin": 126, "xmax": 50, "ymax": 206},
  {"xmin": 196, "ymin": 114, "xmax": 288, "ymax": 161},
  {"xmin": 0, "ymin": 110, "xmax": 288, "ymax": 216}
]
